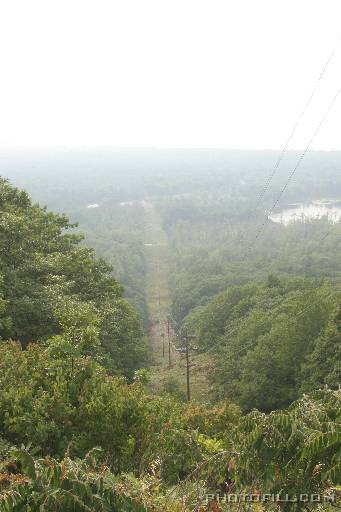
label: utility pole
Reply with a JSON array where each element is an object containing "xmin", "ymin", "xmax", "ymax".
[
  {"xmin": 167, "ymin": 316, "xmax": 171, "ymax": 367},
  {"xmin": 161, "ymin": 332, "xmax": 165, "ymax": 358},
  {"xmin": 178, "ymin": 331, "xmax": 197, "ymax": 401},
  {"xmin": 185, "ymin": 336, "xmax": 190, "ymax": 401}
]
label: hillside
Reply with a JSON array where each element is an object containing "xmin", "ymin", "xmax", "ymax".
[{"xmin": 1, "ymin": 159, "xmax": 341, "ymax": 510}]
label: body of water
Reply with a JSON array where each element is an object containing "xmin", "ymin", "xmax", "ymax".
[{"xmin": 269, "ymin": 199, "xmax": 341, "ymax": 226}]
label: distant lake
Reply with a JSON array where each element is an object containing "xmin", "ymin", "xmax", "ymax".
[{"xmin": 269, "ymin": 199, "xmax": 341, "ymax": 226}]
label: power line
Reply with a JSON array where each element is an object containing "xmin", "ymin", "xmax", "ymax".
[
  {"xmin": 245, "ymin": 85, "xmax": 341, "ymax": 257},
  {"xmin": 253, "ymin": 36, "xmax": 341, "ymax": 212},
  {"xmin": 319, "ymin": 219, "xmax": 341, "ymax": 242}
]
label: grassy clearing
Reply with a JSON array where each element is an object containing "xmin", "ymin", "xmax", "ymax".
[{"xmin": 142, "ymin": 200, "xmax": 211, "ymax": 401}]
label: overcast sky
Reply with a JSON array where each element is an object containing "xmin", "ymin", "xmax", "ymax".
[{"xmin": 0, "ymin": 0, "xmax": 340, "ymax": 151}]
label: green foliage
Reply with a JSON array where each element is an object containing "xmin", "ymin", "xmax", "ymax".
[
  {"xmin": 73, "ymin": 202, "xmax": 149, "ymax": 325},
  {"xmin": 0, "ymin": 448, "xmax": 148, "ymax": 512},
  {"xmin": 0, "ymin": 178, "xmax": 148, "ymax": 378},
  {"xmin": 134, "ymin": 368, "xmax": 151, "ymax": 385},
  {"xmin": 0, "ymin": 342, "xmax": 153, "ymax": 471},
  {"xmin": 1, "ymin": 342, "xmax": 341, "ymax": 509},
  {"xmin": 300, "ymin": 306, "xmax": 341, "ymax": 392},
  {"xmin": 2, "ymin": 154, "xmax": 341, "ymax": 509},
  {"xmin": 162, "ymin": 377, "xmax": 186, "ymax": 400},
  {"xmin": 184, "ymin": 276, "xmax": 341, "ymax": 411},
  {"xmin": 227, "ymin": 390, "xmax": 341, "ymax": 510},
  {"xmin": 99, "ymin": 300, "xmax": 149, "ymax": 379},
  {"xmin": 0, "ymin": 341, "xmax": 238, "ymax": 482}
]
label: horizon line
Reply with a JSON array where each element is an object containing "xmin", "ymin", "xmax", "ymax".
[{"xmin": 1, "ymin": 146, "xmax": 341, "ymax": 153}]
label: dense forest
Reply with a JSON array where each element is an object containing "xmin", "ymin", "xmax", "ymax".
[{"xmin": 1, "ymin": 150, "xmax": 341, "ymax": 510}]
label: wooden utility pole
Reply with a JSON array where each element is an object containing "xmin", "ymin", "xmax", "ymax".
[
  {"xmin": 161, "ymin": 332, "xmax": 165, "ymax": 358},
  {"xmin": 185, "ymin": 336, "xmax": 190, "ymax": 401},
  {"xmin": 167, "ymin": 317, "xmax": 171, "ymax": 367},
  {"xmin": 179, "ymin": 331, "xmax": 197, "ymax": 401}
]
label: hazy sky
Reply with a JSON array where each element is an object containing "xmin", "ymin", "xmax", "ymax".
[{"xmin": 0, "ymin": 0, "xmax": 340, "ymax": 150}]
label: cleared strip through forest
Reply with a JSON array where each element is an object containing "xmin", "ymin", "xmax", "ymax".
[{"xmin": 142, "ymin": 200, "xmax": 211, "ymax": 400}]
